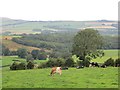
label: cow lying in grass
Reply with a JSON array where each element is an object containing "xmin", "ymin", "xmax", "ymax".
[
  {"xmin": 89, "ymin": 62, "xmax": 99, "ymax": 67},
  {"xmin": 62, "ymin": 67, "xmax": 68, "ymax": 70},
  {"xmin": 50, "ymin": 67, "xmax": 62, "ymax": 76},
  {"xmin": 76, "ymin": 66, "xmax": 84, "ymax": 69}
]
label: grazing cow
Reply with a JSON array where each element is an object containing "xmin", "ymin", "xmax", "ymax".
[
  {"xmin": 101, "ymin": 64, "xmax": 106, "ymax": 68},
  {"xmin": 90, "ymin": 62, "xmax": 99, "ymax": 67},
  {"xmin": 62, "ymin": 67, "xmax": 68, "ymax": 70},
  {"xmin": 50, "ymin": 67, "xmax": 62, "ymax": 76},
  {"xmin": 76, "ymin": 66, "xmax": 84, "ymax": 69}
]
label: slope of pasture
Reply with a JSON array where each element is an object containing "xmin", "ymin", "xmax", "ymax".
[
  {"xmin": 2, "ymin": 39, "xmax": 41, "ymax": 51},
  {"xmin": 2, "ymin": 67, "xmax": 118, "ymax": 88},
  {"xmin": 2, "ymin": 56, "xmax": 47, "ymax": 67},
  {"xmin": 91, "ymin": 50, "xmax": 118, "ymax": 63},
  {"xmin": 2, "ymin": 49, "xmax": 119, "ymax": 88},
  {"xmin": 1, "ymin": 36, "xmax": 51, "ymax": 52}
]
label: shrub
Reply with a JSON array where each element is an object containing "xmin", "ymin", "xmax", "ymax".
[
  {"xmin": 76, "ymin": 60, "xmax": 83, "ymax": 66},
  {"xmin": 17, "ymin": 48, "xmax": 28, "ymax": 58},
  {"xmin": 10, "ymin": 51, "xmax": 18, "ymax": 55},
  {"xmin": 115, "ymin": 58, "xmax": 120, "ymax": 67},
  {"xmin": 27, "ymin": 61, "xmax": 34, "ymax": 69},
  {"xmin": 10, "ymin": 62, "xmax": 20, "ymax": 70},
  {"xmin": 76, "ymin": 59, "xmax": 90, "ymax": 67},
  {"xmin": 65, "ymin": 57, "xmax": 74, "ymax": 67},
  {"xmin": 104, "ymin": 58, "xmax": 114, "ymax": 66},
  {"xmin": 55, "ymin": 58, "xmax": 65, "ymax": 67},
  {"xmin": 49, "ymin": 52, "xmax": 60, "ymax": 58},
  {"xmin": 3, "ymin": 47, "xmax": 10, "ymax": 56},
  {"xmin": 82, "ymin": 59, "xmax": 90, "ymax": 67},
  {"xmin": 46, "ymin": 58, "xmax": 55, "ymax": 67},
  {"xmin": 46, "ymin": 58, "xmax": 65, "ymax": 67},
  {"xmin": 38, "ymin": 62, "xmax": 47, "ymax": 68},
  {"xmin": 10, "ymin": 62, "xmax": 26, "ymax": 70},
  {"xmin": 31, "ymin": 50, "xmax": 40, "ymax": 59},
  {"xmin": 38, "ymin": 53, "xmax": 47, "ymax": 60},
  {"xmin": 18, "ymin": 62, "xmax": 27, "ymax": 70},
  {"xmin": 26, "ymin": 54, "xmax": 34, "ymax": 62}
]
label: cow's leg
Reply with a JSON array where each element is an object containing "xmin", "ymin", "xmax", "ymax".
[
  {"xmin": 51, "ymin": 71, "xmax": 56, "ymax": 76},
  {"xmin": 59, "ymin": 70, "xmax": 62, "ymax": 75}
]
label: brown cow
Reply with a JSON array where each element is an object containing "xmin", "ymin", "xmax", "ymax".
[{"xmin": 50, "ymin": 67, "xmax": 62, "ymax": 76}]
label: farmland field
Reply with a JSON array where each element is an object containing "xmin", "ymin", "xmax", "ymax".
[
  {"xmin": 91, "ymin": 50, "xmax": 119, "ymax": 63},
  {"xmin": 1, "ymin": 49, "xmax": 119, "ymax": 88},
  {"xmin": 2, "ymin": 67, "xmax": 118, "ymax": 88}
]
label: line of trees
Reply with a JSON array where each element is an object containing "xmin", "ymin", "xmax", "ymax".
[
  {"xmin": 2, "ymin": 46, "xmax": 48, "ymax": 61},
  {"xmin": 11, "ymin": 31, "xmax": 119, "ymax": 53},
  {"xmin": 10, "ymin": 56, "xmax": 120, "ymax": 70},
  {"xmin": 2, "ymin": 45, "xmax": 18, "ymax": 56}
]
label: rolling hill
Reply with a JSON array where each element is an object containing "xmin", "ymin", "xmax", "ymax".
[
  {"xmin": 1, "ymin": 17, "xmax": 118, "ymax": 36},
  {"xmin": 0, "ymin": 36, "xmax": 50, "ymax": 52}
]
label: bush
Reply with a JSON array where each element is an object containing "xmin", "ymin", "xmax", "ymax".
[
  {"xmin": 10, "ymin": 62, "xmax": 26, "ymax": 70},
  {"xmin": 38, "ymin": 53, "xmax": 47, "ymax": 60},
  {"xmin": 10, "ymin": 51, "xmax": 18, "ymax": 55},
  {"xmin": 17, "ymin": 48, "xmax": 28, "ymax": 58},
  {"xmin": 76, "ymin": 59, "xmax": 90, "ymax": 67},
  {"xmin": 46, "ymin": 58, "xmax": 65, "ymax": 67},
  {"xmin": 27, "ymin": 61, "xmax": 34, "ymax": 69},
  {"xmin": 18, "ymin": 62, "xmax": 27, "ymax": 70},
  {"xmin": 82, "ymin": 59, "xmax": 90, "ymax": 67},
  {"xmin": 10, "ymin": 62, "xmax": 20, "ymax": 70},
  {"xmin": 65, "ymin": 57, "xmax": 74, "ymax": 67},
  {"xmin": 46, "ymin": 58, "xmax": 55, "ymax": 67},
  {"xmin": 115, "ymin": 58, "xmax": 120, "ymax": 67},
  {"xmin": 26, "ymin": 54, "xmax": 34, "ymax": 62},
  {"xmin": 3, "ymin": 47, "xmax": 10, "ymax": 56},
  {"xmin": 49, "ymin": 52, "xmax": 60, "ymax": 58},
  {"xmin": 104, "ymin": 58, "xmax": 114, "ymax": 66},
  {"xmin": 31, "ymin": 50, "xmax": 40, "ymax": 59},
  {"xmin": 38, "ymin": 62, "xmax": 47, "ymax": 68},
  {"xmin": 55, "ymin": 58, "xmax": 65, "ymax": 67},
  {"xmin": 76, "ymin": 60, "xmax": 83, "ymax": 66}
]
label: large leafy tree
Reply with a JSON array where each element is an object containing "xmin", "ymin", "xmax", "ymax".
[
  {"xmin": 31, "ymin": 50, "xmax": 40, "ymax": 59},
  {"xmin": 2, "ymin": 45, "xmax": 10, "ymax": 56},
  {"xmin": 72, "ymin": 29, "xmax": 104, "ymax": 61},
  {"xmin": 17, "ymin": 48, "xmax": 28, "ymax": 58}
]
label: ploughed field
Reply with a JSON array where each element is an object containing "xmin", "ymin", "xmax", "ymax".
[{"xmin": 2, "ymin": 49, "xmax": 119, "ymax": 88}]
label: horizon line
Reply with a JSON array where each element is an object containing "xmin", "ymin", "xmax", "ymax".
[{"xmin": 0, "ymin": 17, "xmax": 118, "ymax": 22}]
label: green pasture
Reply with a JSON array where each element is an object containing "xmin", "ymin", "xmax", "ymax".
[
  {"xmin": 2, "ymin": 56, "xmax": 47, "ymax": 67},
  {"xmin": 91, "ymin": 50, "xmax": 119, "ymax": 63},
  {"xmin": 1, "ymin": 49, "xmax": 119, "ymax": 88},
  {"xmin": 2, "ymin": 67, "xmax": 118, "ymax": 88}
]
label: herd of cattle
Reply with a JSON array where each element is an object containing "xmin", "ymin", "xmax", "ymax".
[{"xmin": 50, "ymin": 62, "xmax": 108, "ymax": 76}]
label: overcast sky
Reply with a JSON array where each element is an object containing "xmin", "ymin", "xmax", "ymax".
[{"xmin": 0, "ymin": 0, "xmax": 119, "ymax": 21}]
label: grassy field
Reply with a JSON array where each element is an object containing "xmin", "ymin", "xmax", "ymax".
[
  {"xmin": 91, "ymin": 50, "xmax": 119, "ymax": 63},
  {"xmin": 1, "ymin": 49, "xmax": 119, "ymax": 88},
  {"xmin": 2, "ymin": 67, "xmax": 118, "ymax": 88},
  {"xmin": 72, "ymin": 49, "xmax": 119, "ymax": 63},
  {"xmin": 2, "ymin": 56, "xmax": 47, "ymax": 67}
]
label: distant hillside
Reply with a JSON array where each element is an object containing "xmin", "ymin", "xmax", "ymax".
[
  {"xmin": 1, "ymin": 17, "xmax": 118, "ymax": 36},
  {"xmin": 1, "ymin": 36, "xmax": 50, "ymax": 52}
]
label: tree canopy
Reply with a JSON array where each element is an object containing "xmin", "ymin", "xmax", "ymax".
[{"xmin": 72, "ymin": 29, "xmax": 104, "ymax": 60}]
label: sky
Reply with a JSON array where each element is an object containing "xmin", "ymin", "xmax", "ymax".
[{"xmin": 0, "ymin": 0, "xmax": 119, "ymax": 21}]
